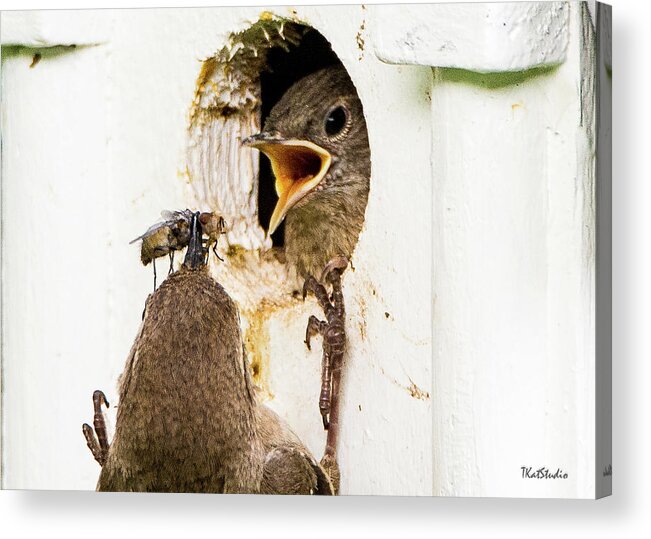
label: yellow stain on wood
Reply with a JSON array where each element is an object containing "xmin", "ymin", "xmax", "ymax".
[
  {"xmin": 177, "ymin": 165, "xmax": 192, "ymax": 184},
  {"xmin": 243, "ymin": 304, "xmax": 274, "ymax": 399},
  {"xmin": 241, "ymin": 295, "xmax": 301, "ymax": 400},
  {"xmin": 356, "ymin": 296, "xmax": 367, "ymax": 340},
  {"xmin": 407, "ymin": 380, "xmax": 430, "ymax": 401},
  {"xmin": 378, "ymin": 365, "xmax": 430, "ymax": 402},
  {"xmin": 226, "ymin": 243, "xmax": 247, "ymax": 262},
  {"xmin": 511, "ymin": 101, "xmax": 526, "ymax": 118},
  {"xmin": 356, "ymin": 20, "xmax": 366, "ymax": 60}
]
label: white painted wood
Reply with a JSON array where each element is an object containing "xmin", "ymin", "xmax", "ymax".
[
  {"xmin": 2, "ymin": 37, "xmax": 114, "ymax": 490},
  {"xmin": 1, "ymin": 5, "xmax": 432, "ymax": 495},
  {"xmin": 1, "ymin": 10, "xmax": 109, "ymax": 46},
  {"xmin": 0, "ymin": 3, "xmax": 604, "ymax": 498},
  {"xmin": 428, "ymin": 2, "xmax": 599, "ymax": 498},
  {"xmin": 372, "ymin": 2, "xmax": 570, "ymax": 72}
]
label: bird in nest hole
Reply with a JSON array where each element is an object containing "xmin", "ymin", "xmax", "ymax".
[
  {"xmin": 244, "ymin": 65, "xmax": 371, "ymax": 489},
  {"xmin": 244, "ymin": 65, "xmax": 371, "ymax": 280}
]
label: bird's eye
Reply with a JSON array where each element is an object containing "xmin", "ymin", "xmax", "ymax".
[{"xmin": 324, "ymin": 106, "xmax": 349, "ymax": 137}]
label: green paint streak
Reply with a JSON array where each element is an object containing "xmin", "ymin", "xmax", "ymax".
[
  {"xmin": 1, "ymin": 44, "xmax": 81, "ymax": 62},
  {"xmin": 435, "ymin": 64, "xmax": 561, "ymax": 89}
]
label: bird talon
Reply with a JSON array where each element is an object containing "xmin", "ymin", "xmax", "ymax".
[
  {"xmin": 305, "ymin": 315, "xmax": 324, "ymax": 352},
  {"xmin": 302, "ymin": 275, "xmax": 319, "ymax": 301},
  {"xmin": 83, "ymin": 389, "xmax": 111, "ymax": 467},
  {"xmin": 320, "ymin": 256, "xmax": 349, "ymax": 283},
  {"xmin": 93, "ymin": 389, "xmax": 109, "ymax": 409}
]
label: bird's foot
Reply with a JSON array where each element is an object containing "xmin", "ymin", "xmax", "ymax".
[
  {"xmin": 319, "ymin": 255, "xmax": 348, "ymax": 283},
  {"xmin": 82, "ymin": 390, "xmax": 110, "ymax": 466},
  {"xmin": 302, "ymin": 257, "xmax": 348, "ymax": 431}
]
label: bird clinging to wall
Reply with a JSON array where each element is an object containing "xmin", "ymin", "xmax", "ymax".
[
  {"xmin": 83, "ymin": 213, "xmax": 334, "ymax": 494},
  {"xmin": 244, "ymin": 66, "xmax": 371, "ymax": 279},
  {"xmin": 244, "ymin": 66, "xmax": 371, "ymax": 492}
]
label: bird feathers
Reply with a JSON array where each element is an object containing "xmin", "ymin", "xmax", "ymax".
[{"xmin": 98, "ymin": 266, "xmax": 332, "ymax": 494}]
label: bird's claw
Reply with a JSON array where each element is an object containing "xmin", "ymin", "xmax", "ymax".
[
  {"xmin": 305, "ymin": 315, "xmax": 327, "ymax": 352},
  {"xmin": 82, "ymin": 389, "xmax": 111, "ymax": 466},
  {"xmin": 302, "ymin": 258, "xmax": 347, "ymax": 439},
  {"xmin": 303, "ymin": 258, "xmax": 348, "ymax": 302},
  {"xmin": 302, "ymin": 275, "xmax": 319, "ymax": 301},
  {"xmin": 319, "ymin": 255, "xmax": 349, "ymax": 283}
]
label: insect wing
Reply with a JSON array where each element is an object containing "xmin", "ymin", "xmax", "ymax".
[
  {"xmin": 129, "ymin": 220, "xmax": 171, "ymax": 244},
  {"xmin": 160, "ymin": 210, "xmax": 181, "ymax": 221},
  {"xmin": 161, "ymin": 209, "xmax": 193, "ymax": 223}
]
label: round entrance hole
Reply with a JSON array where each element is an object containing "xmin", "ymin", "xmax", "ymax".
[
  {"xmin": 186, "ymin": 16, "xmax": 370, "ymax": 314},
  {"xmin": 185, "ymin": 17, "xmax": 370, "ymax": 391}
]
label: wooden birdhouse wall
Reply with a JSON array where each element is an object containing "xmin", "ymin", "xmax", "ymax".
[{"xmin": 0, "ymin": 2, "xmax": 610, "ymax": 498}]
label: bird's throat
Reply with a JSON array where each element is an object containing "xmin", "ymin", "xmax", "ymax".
[{"xmin": 284, "ymin": 188, "xmax": 366, "ymax": 279}]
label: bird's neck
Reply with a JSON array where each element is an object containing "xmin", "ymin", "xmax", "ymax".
[{"xmin": 284, "ymin": 179, "xmax": 369, "ymax": 278}]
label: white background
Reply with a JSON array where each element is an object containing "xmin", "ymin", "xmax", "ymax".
[{"xmin": 0, "ymin": 0, "xmax": 647, "ymax": 536}]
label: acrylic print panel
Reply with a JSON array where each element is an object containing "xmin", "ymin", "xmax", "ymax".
[{"xmin": 0, "ymin": 2, "xmax": 611, "ymax": 498}]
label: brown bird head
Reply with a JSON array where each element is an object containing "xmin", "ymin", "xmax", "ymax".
[{"xmin": 244, "ymin": 66, "xmax": 371, "ymax": 277}]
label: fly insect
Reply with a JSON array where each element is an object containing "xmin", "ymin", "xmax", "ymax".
[
  {"xmin": 130, "ymin": 209, "xmax": 227, "ymax": 288},
  {"xmin": 199, "ymin": 212, "xmax": 227, "ymax": 261}
]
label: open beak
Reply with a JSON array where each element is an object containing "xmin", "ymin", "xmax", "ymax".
[{"xmin": 243, "ymin": 133, "xmax": 332, "ymax": 235}]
